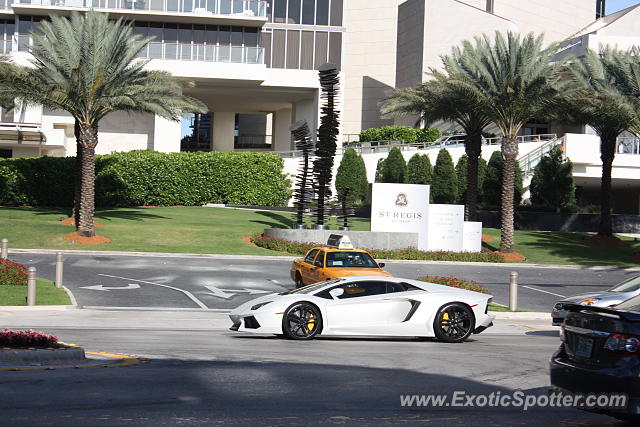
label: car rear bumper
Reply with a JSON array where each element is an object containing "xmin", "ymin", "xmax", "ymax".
[{"xmin": 550, "ymin": 351, "xmax": 640, "ymax": 414}]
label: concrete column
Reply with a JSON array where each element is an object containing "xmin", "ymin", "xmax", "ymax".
[
  {"xmin": 212, "ymin": 112, "xmax": 236, "ymax": 152},
  {"xmin": 273, "ymin": 108, "xmax": 293, "ymax": 152},
  {"xmin": 153, "ymin": 115, "xmax": 181, "ymax": 153}
]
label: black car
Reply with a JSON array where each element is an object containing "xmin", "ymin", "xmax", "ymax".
[{"xmin": 550, "ymin": 296, "xmax": 640, "ymax": 422}]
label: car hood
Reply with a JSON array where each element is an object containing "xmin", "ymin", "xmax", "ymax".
[
  {"xmin": 559, "ymin": 291, "xmax": 633, "ymax": 307},
  {"xmin": 326, "ymin": 268, "xmax": 392, "ymax": 277}
]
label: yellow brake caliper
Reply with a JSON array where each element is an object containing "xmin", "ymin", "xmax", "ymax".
[
  {"xmin": 307, "ymin": 313, "xmax": 316, "ymax": 331},
  {"xmin": 441, "ymin": 312, "xmax": 449, "ymax": 329}
]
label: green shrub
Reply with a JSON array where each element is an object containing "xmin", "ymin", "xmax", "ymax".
[
  {"xmin": 250, "ymin": 234, "xmax": 505, "ymax": 263},
  {"xmin": 431, "ymin": 149, "xmax": 458, "ymax": 203},
  {"xmin": 418, "ymin": 276, "xmax": 490, "ymax": 294},
  {"xmin": 374, "ymin": 158, "xmax": 385, "ymax": 183},
  {"xmin": 380, "ymin": 147, "xmax": 407, "ymax": 183},
  {"xmin": 0, "ymin": 259, "xmax": 28, "ymax": 286},
  {"xmin": 530, "ymin": 145, "xmax": 576, "ymax": 210},
  {"xmin": 359, "ymin": 126, "xmax": 416, "ymax": 143},
  {"xmin": 416, "ymin": 127, "xmax": 441, "ymax": 143},
  {"xmin": 0, "ymin": 151, "xmax": 291, "ymax": 207},
  {"xmin": 336, "ymin": 148, "xmax": 369, "ymax": 205},
  {"xmin": 455, "ymin": 154, "xmax": 468, "ymax": 204},
  {"xmin": 406, "ymin": 154, "xmax": 432, "ymax": 185}
]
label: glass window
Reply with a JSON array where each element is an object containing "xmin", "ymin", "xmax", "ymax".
[
  {"xmin": 304, "ymin": 249, "xmax": 319, "ymax": 264},
  {"xmin": 206, "ymin": 26, "xmax": 218, "ymax": 44},
  {"xmin": 261, "ymin": 31, "xmax": 271, "ymax": 68},
  {"xmin": 331, "ymin": 281, "xmax": 387, "ymax": 299},
  {"xmin": 164, "ymin": 24, "xmax": 178, "ymax": 43},
  {"xmin": 244, "ymin": 28, "xmax": 258, "ymax": 46},
  {"xmin": 167, "ymin": 0, "xmax": 180, "ymax": 11},
  {"xmin": 218, "ymin": 26, "xmax": 231, "ymax": 44},
  {"xmin": 328, "ymin": 31, "xmax": 341, "ymax": 69},
  {"xmin": 271, "ymin": 29, "xmax": 285, "ymax": 68},
  {"xmin": 300, "ymin": 31, "xmax": 313, "ymax": 70},
  {"xmin": 286, "ymin": 30, "xmax": 300, "ymax": 69},
  {"xmin": 0, "ymin": 149, "xmax": 11, "ymax": 158},
  {"xmin": 287, "ymin": 0, "xmax": 301, "ymax": 24},
  {"xmin": 220, "ymin": 0, "xmax": 232, "ymax": 14},
  {"xmin": 314, "ymin": 251, "xmax": 325, "ymax": 268},
  {"xmin": 178, "ymin": 24, "xmax": 193, "ymax": 43},
  {"xmin": 302, "ymin": 0, "xmax": 314, "ymax": 25},
  {"xmin": 193, "ymin": 25, "xmax": 206, "ymax": 44},
  {"xmin": 182, "ymin": 0, "xmax": 193, "ymax": 12},
  {"xmin": 325, "ymin": 251, "xmax": 378, "ymax": 268},
  {"xmin": 314, "ymin": 31, "xmax": 327, "ymax": 69},
  {"xmin": 329, "ymin": 0, "xmax": 342, "ymax": 26},
  {"xmin": 273, "ymin": 0, "xmax": 286, "ymax": 23},
  {"xmin": 611, "ymin": 276, "xmax": 640, "ymax": 293},
  {"xmin": 265, "ymin": 0, "xmax": 273, "ymax": 22},
  {"xmin": 316, "ymin": 0, "xmax": 328, "ymax": 25},
  {"xmin": 148, "ymin": 23, "xmax": 162, "ymax": 41},
  {"xmin": 134, "ymin": 23, "xmax": 149, "ymax": 37},
  {"xmin": 231, "ymin": 27, "xmax": 243, "ymax": 46},
  {"xmin": 149, "ymin": 0, "xmax": 163, "ymax": 11}
]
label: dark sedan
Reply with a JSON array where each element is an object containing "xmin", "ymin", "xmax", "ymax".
[{"xmin": 550, "ymin": 296, "xmax": 640, "ymax": 422}]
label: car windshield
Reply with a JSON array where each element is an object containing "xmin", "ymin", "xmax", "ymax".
[
  {"xmin": 326, "ymin": 252, "xmax": 379, "ymax": 268},
  {"xmin": 279, "ymin": 278, "xmax": 345, "ymax": 295},
  {"xmin": 609, "ymin": 276, "xmax": 640, "ymax": 293}
]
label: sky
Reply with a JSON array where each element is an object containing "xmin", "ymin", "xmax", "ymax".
[{"xmin": 607, "ymin": 0, "xmax": 640, "ymax": 13}]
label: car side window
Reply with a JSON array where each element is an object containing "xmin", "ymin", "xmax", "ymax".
[
  {"xmin": 330, "ymin": 281, "xmax": 387, "ymax": 299},
  {"xmin": 386, "ymin": 282, "xmax": 407, "ymax": 293},
  {"xmin": 314, "ymin": 251, "xmax": 325, "ymax": 268},
  {"xmin": 304, "ymin": 249, "xmax": 319, "ymax": 265}
]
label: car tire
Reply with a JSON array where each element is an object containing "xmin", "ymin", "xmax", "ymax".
[
  {"xmin": 433, "ymin": 303, "xmax": 475, "ymax": 343},
  {"xmin": 282, "ymin": 302, "xmax": 322, "ymax": 340},
  {"xmin": 295, "ymin": 273, "xmax": 305, "ymax": 289}
]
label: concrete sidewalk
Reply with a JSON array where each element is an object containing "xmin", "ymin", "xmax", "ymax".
[{"xmin": 0, "ymin": 307, "xmax": 557, "ymax": 336}]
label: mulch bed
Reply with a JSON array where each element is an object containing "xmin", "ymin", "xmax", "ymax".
[
  {"xmin": 482, "ymin": 234, "xmax": 495, "ymax": 243},
  {"xmin": 493, "ymin": 251, "xmax": 527, "ymax": 262},
  {"xmin": 584, "ymin": 235, "xmax": 628, "ymax": 248},
  {"xmin": 63, "ymin": 232, "xmax": 112, "ymax": 245},
  {"xmin": 58, "ymin": 218, "xmax": 104, "ymax": 227}
]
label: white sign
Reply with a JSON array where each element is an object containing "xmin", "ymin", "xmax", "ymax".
[
  {"xmin": 463, "ymin": 221, "xmax": 483, "ymax": 253},
  {"xmin": 426, "ymin": 204, "xmax": 465, "ymax": 252},
  {"xmin": 370, "ymin": 183, "xmax": 430, "ymax": 249}
]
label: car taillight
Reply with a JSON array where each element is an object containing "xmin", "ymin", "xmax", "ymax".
[
  {"xmin": 604, "ymin": 333, "xmax": 640, "ymax": 353},
  {"xmin": 559, "ymin": 326, "xmax": 567, "ymax": 343}
]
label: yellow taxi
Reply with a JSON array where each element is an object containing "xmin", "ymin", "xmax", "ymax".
[{"xmin": 290, "ymin": 235, "xmax": 392, "ymax": 288}]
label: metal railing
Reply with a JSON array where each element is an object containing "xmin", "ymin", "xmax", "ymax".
[
  {"xmin": 0, "ymin": 122, "xmax": 46, "ymax": 144},
  {"xmin": 616, "ymin": 137, "xmax": 640, "ymax": 155},
  {"xmin": 518, "ymin": 136, "xmax": 562, "ymax": 176},
  {"xmin": 141, "ymin": 42, "xmax": 263, "ymax": 63},
  {"xmin": 277, "ymin": 133, "xmax": 558, "ymax": 159},
  {"xmin": 13, "ymin": 0, "xmax": 268, "ymax": 17},
  {"xmin": 235, "ymin": 134, "xmax": 272, "ymax": 149}
]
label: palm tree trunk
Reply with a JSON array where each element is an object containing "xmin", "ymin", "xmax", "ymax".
[
  {"xmin": 465, "ymin": 133, "xmax": 482, "ymax": 221},
  {"xmin": 72, "ymin": 120, "xmax": 81, "ymax": 227},
  {"xmin": 77, "ymin": 124, "xmax": 98, "ymax": 238},
  {"xmin": 599, "ymin": 136, "xmax": 616, "ymax": 237},
  {"xmin": 500, "ymin": 138, "xmax": 519, "ymax": 253}
]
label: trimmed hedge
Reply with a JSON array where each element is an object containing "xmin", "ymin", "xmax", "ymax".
[
  {"xmin": 250, "ymin": 234, "xmax": 505, "ymax": 263},
  {"xmin": 0, "ymin": 150, "xmax": 291, "ymax": 207},
  {"xmin": 359, "ymin": 126, "xmax": 441, "ymax": 143},
  {"xmin": 418, "ymin": 276, "xmax": 490, "ymax": 294}
]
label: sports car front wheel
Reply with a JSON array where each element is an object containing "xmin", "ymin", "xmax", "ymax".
[
  {"xmin": 282, "ymin": 302, "xmax": 322, "ymax": 340},
  {"xmin": 433, "ymin": 303, "xmax": 475, "ymax": 343}
]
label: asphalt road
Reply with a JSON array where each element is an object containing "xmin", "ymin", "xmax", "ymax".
[
  {"xmin": 9, "ymin": 251, "xmax": 640, "ymax": 312},
  {"xmin": 0, "ymin": 310, "xmax": 622, "ymax": 426}
]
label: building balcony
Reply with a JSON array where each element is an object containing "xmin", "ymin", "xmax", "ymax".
[
  {"xmin": 142, "ymin": 42, "xmax": 263, "ymax": 64},
  {"xmin": 10, "ymin": 0, "xmax": 268, "ymax": 26}
]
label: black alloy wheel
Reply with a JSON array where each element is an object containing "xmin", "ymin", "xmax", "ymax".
[
  {"xmin": 433, "ymin": 303, "xmax": 475, "ymax": 343},
  {"xmin": 282, "ymin": 302, "xmax": 322, "ymax": 340}
]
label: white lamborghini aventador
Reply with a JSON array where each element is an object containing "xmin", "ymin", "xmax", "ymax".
[{"xmin": 229, "ymin": 276, "xmax": 495, "ymax": 343}]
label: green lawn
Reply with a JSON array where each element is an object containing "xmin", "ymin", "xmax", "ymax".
[
  {"xmin": 1, "ymin": 206, "xmax": 639, "ymax": 266},
  {"xmin": 0, "ymin": 279, "xmax": 72, "ymax": 306},
  {"xmin": 488, "ymin": 303, "xmax": 536, "ymax": 312},
  {"xmin": 0, "ymin": 206, "xmax": 370, "ymax": 255},
  {"xmin": 482, "ymin": 228, "xmax": 640, "ymax": 267}
]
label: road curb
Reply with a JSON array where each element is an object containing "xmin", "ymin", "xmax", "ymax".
[
  {"xmin": 0, "ymin": 346, "xmax": 85, "ymax": 365},
  {"xmin": 0, "ymin": 305, "xmax": 76, "ymax": 312},
  {"xmin": 492, "ymin": 311, "xmax": 551, "ymax": 320},
  {"xmin": 9, "ymin": 248, "xmax": 640, "ymax": 270}
]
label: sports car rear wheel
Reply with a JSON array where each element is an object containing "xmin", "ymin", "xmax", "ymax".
[
  {"xmin": 433, "ymin": 303, "xmax": 475, "ymax": 343},
  {"xmin": 282, "ymin": 302, "xmax": 322, "ymax": 340}
]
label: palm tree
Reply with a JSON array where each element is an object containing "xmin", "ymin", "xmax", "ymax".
[
  {"xmin": 0, "ymin": 11, "xmax": 206, "ymax": 237},
  {"xmin": 442, "ymin": 32, "xmax": 566, "ymax": 253},
  {"xmin": 381, "ymin": 72, "xmax": 491, "ymax": 222},
  {"xmin": 563, "ymin": 47, "xmax": 640, "ymax": 236}
]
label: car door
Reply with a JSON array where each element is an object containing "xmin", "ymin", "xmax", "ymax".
[
  {"xmin": 299, "ymin": 249, "xmax": 319, "ymax": 285},
  {"xmin": 323, "ymin": 281, "xmax": 413, "ymax": 334},
  {"xmin": 311, "ymin": 250, "xmax": 326, "ymax": 283}
]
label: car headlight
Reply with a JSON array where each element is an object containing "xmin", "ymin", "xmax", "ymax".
[
  {"xmin": 553, "ymin": 303, "xmax": 566, "ymax": 311},
  {"xmin": 251, "ymin": 301, "xmax": 272, "ymax": 311},
  {"xmin": 579, "ymin": 298, "xmax": 601, "ymax": 306}
]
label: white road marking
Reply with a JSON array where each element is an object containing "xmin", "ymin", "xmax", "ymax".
[
  {"xmin": 97, "ymin": 274, "xmax": 209, "ymax": 309},
  {"xmin": 204, "ymin": 285, "xmax": 270, "ymax": 300},
  {"xmin": 522, "ymin": 286, "xmax": 567, "ymax": 298},
  {"xmin": 80, "ymin": 284, "xmax": 141, "ymax": 292}
]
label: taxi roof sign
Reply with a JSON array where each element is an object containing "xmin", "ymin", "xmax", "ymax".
[{"xmin": 327, "ymin": 234, "xmax": 354, "ymax": 250}]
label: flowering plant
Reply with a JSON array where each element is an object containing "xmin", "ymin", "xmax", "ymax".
[
  {"xmin": 0, "ymin": 329, "xmax": 59, "ymax": 348},
  {"xmin": 0, "ymin": 259, "xmax": 28, "ymax": 286},
  {"xmin": 418, "ymin": 276, "xmax": 490, "ymax": 294}
]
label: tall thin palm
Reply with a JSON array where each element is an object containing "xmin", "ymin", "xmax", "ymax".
[
  {"xmin": 0, "ymin": 11, "xmax": 206, "ymax": 237},
  {"xmin": 443, "ymin": 32, "xmax": 565, "ymax": 253},
  {"xmin": 382, "ymin": 72, "xmax": 491, "ymax": 221},
  {"xmin": 565, "ymin": 47, "xmax": 640, "ymax": 236}
]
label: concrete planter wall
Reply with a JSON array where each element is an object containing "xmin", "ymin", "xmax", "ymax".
[
  {"xmin": 263, "ymin": 228, "xmax": 419, "ymax": 250},
  {"xmin": 0, "ymin": 346, "xmax": 86, "ymax": 365}
]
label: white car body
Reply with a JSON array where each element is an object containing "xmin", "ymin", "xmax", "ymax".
[{"xmin": 229, "ymin": 276, "xmax": 495, "ymax": 338}]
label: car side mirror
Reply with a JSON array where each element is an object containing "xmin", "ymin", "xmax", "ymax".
[
  {"xmin": 329, "ymin": 288, "xmax": 344, "ymax": 299},
  {"xmin": 378, "ymin": 262, "xmax": 385, "ymax": 268}
]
